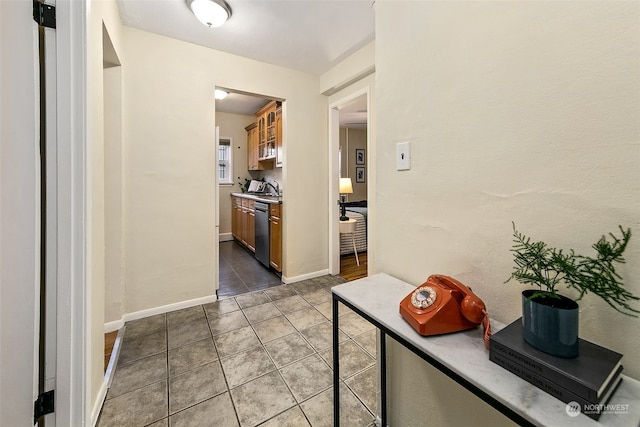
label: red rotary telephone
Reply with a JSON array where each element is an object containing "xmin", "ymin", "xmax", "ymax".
[{"xmin": 399, "ymin": 275, "xmax": 492, "ymax": 349}]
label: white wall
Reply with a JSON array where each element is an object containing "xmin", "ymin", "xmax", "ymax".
[
  {"xmin": 0, "ymin": 1, "xmax": 39, "ymax": 424},
  {"xmin": 120, "ymin": 25, "xmax": 326, "ymax": 310},
  {"xmin": 376, "ymin": 1, "xmax": 640, "ymax": 425}
]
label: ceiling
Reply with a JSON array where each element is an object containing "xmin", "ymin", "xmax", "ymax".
[
  {"xmin": 116, "ymin": 0, "xmax": 375, "ymax": 75},
  {"xmin": 116, "ymin": 0, "xmax": 373, "ymax": 126}
]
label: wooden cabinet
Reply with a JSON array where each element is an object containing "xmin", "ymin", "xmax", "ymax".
[
  {"xmin": 232, "ymin": 196, "xmax": 242, "ymax": 240},
  {"xmin": 269, "ymin": 204, "xmax": 282, "ymax": 272},
  {"xmin": 245, "ymin": 122, "xmax": 259, "ymax": 171},
  {"xmin": 232, "ymin": 195, "xmax": 255, "ymax": 252},
  {"xmin": 275, "ymin": 105, "xmax": 283, "ymax": 168},
  {"xmin": 231, "ymin": 195, "xmax": 282, "ymax": 272},
  {"xmin": 256, "ymin": 101, "xmax": 277, "ymax": 160},
  {"xmin": 241, "ymin": 198, "xmax": 255, "ymax": 252},
  {"xmin": 248, "ymin": 100, "xmax": 282, "ymax": 170}
]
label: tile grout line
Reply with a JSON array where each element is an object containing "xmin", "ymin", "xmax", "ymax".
[
  {"xmin": 206, "ymin": 298, "xmax": 243, "ymax": 427},
  {"xmin": 104, "ymin": 276, "xmax": 374, "ymax": 426}
]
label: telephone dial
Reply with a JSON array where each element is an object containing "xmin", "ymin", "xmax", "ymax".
[{"xmin": 399, "ymin": 275, "xmax": 492, "ymax": 348}]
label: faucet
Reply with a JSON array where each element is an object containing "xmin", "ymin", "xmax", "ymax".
[{"xmin": 264, "ymin": 181, "xmax": 280, "ymax": 196}]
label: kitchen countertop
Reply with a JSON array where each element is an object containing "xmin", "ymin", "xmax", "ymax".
[{"xmin": 231, "ymin": 192, "xmax": 282, "ymax": 204}]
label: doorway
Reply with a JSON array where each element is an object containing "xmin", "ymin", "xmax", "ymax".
[
  {"xmin": 215, "ymin": 89, "xmax": 284, "ymax": 297},
  {"xmin": 329, "ymin": 90, "xmax": 371, "ymax": 280}
]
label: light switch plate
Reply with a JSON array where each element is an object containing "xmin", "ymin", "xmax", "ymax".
[{"xmin": 397, "ymin": 141, "xmax": 411, "ymax": 170}]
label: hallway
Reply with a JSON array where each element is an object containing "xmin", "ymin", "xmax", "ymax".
[{"xmin": 97, "ymin": 275, "xmax": 378, "ymax": 426}]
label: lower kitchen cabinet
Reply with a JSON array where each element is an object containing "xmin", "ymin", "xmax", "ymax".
[
  {"xmin": 231, "ymin": 196, "xmax": 255, "ymax": 252},
  {"xmin": 243, "ymin": 198, "xmax": 255, "ymax": 252},
  {"xmin": 231, "ymin": 195, "xmax": 281, "ymax": 272}
]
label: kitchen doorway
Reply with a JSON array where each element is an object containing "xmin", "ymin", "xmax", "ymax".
[{"xmin": 215, "ymin": 88, "xmax": 284, "ymax": 297}]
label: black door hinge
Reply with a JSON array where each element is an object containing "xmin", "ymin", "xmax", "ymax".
[
  {"xmin": 33, "ymin": 0, "xmax": 56, "ymax": 29},
  {"xmin": 33, "ymin": 390, "xmax": 55, "ymax": 424}
]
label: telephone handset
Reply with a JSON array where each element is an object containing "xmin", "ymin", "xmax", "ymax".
[{"xmin": 399, "ymin": 275, "xmax": 492, "ymax": 348}]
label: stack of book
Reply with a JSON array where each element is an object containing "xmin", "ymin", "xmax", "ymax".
[{"xmin": 489, "ymin": 318, "xmax": 623, "ymax": 420}]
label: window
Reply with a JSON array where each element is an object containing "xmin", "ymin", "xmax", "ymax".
[{"xmin": 218, "ymin": 137, "xmax": 233, "ymax": 184}]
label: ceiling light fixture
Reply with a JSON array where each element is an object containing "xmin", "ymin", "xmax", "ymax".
[
  {"xmin": 189, "ymin": 0, "xmax": 231, "ymax": 28},
  {"xmin": 215, "ymin": 89, "xmax": 229, "ymax": 100}
]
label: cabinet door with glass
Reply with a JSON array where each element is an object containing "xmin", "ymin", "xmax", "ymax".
[
  {"xmin": 275, "ymin": 105, "xmax": 283, "ymax": 168},
  {"xmin": 245, "ymin": 122, "xmax": 259, "ymax": 171}
]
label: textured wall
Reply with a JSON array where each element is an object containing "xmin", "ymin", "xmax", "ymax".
[{"xmin": 375, "ymin": 1, "xmax": 640, "ymax": 425}]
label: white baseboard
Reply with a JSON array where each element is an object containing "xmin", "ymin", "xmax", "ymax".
[
  {"xmin": 103, "ymin": 294, "xmax": 218, "ymax": 332},
  {"xmin": 219, "ymin": 232, "xmax": 233, "ymax": 242},
  {"xmin": 122, "ymin": 294, "xmax": 218, "ymax": 323},
  {"xmin": 91, "ymin": 379, "xmax": 109, "ymax": 427},
  {"xmin": 104, "ymin": 319, "xmax": 124, "ymax": 333},
  {"xmin": 92, "ymin": 327, "xmax": 125, "ymax": 427},
  {"xmin": 282, "ymin": 269, "xmax": 330, "ymax": 284}
]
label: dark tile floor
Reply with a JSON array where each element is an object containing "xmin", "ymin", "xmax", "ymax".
[
  {"xmin": 218, "ymin": 241, "xmax": 282, "ymax": 297},
  {"xmin": 97, "ymin": 275, "xmax": 379, "ymax": 427}
]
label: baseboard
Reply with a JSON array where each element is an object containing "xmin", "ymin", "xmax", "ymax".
[
  {"xmin": 91, "ymin": 379, "xmax": 109, "ymax": 427},
  {"xmin": 122, "ymin": 294, "xmax": 218, "ymax": 323},
  {"xmin": 282, "ymin": 269, "xmax": 330, "ymax": 284},
  {"xmin": 104, "ymin": 319, "xmax": 124, "ymax": 333},
  {"xmin": 93, "ymin": 325, "xmax": 125, "ymax": 426},
  {"xmin": 219, "ymin": 232, "xmax": 233, "ymax": 242}
]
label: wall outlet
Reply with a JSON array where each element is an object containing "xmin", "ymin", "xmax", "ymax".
[{"xmin": 397, "ymin": 141, "xmax": 411, "ymax": 171}]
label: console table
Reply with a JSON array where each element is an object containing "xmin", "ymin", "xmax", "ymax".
[{"xmin": 331, "ymin": 273, "xmax": 640, "ymax": 427}]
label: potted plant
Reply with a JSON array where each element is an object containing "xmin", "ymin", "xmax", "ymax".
[{"xmin": 505, "ymin": 223, "xmax": 638, "ymax": 358}]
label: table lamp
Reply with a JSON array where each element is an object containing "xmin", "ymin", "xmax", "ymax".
[{"xmin": 339, "ymin": 177, "xmax": 353, "ymax": 221}]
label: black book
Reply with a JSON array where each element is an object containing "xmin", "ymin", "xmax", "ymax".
[
  {"xmin": 489, "ymin": 318, "xmax": 623, "ymax": 402},
  {"xmin": 490, "ymin": 351, "xmax": 623, "ymax": 420}
]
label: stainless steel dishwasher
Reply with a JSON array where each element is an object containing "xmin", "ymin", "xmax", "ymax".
[{"xmin": 254, "ymin": 202, "xmax": 270, "ymax": 268}]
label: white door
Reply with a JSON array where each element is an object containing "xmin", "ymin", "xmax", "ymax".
[
  {"xmin": 1, "ymin": 1, "xmax": 85, "ymax": 425},
  {"xmin": 0, "ymin": 1, "xmax": 49, "ymax": 424}
]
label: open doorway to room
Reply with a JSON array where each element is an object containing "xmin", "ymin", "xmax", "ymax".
[
  {"xmin": 214, "ymin": 88, "xmax": 284, "ymax": 297},
  {"xmin": 330, "ymin": 92, "xmax": 369, "ymax": 281}
]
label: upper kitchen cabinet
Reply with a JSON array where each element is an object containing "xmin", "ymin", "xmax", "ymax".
[
  {"xmin": 251, "ymin": 100, "xmax": 283, "ymax": 170},
  {"xmin": 275, "ymin": 104, "xmax": 283, "ymax": 168},
  {"xmin": 245, "ymin": 122, "xmax": 260, "ymax": 171}
]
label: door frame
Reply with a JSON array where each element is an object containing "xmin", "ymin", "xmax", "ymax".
[
  {"xmin": 53, "ymin": 0, "xmax": 88, "ymax": 424},
  {"xmin": 328, "ymin": 87, "xmax": 371, "ymax": 275}
]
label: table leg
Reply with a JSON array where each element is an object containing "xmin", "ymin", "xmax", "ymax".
[
  {"xmin": 380, "ymin": 330, "xmax": 387, "ymax": 426},
  {"xmin": 351, "ymin": 233, "xmax": 360, "ymax": 266},
  {"xmin": 333, "ymin": 295, "xmax": 340, "ymax": 427}
]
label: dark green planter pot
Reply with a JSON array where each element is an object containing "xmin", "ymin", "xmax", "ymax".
[{"xmin": 522, "ymin": 290, "xmax": 579, "ymax": 358}]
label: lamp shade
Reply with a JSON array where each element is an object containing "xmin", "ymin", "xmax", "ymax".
[
  {"xmin": 339, "ymin": 177, "xmax": 353, "ymax": 194},
  {"xmin": 189, "ymin": 0, "xmax": 231, "ymax": 28}
]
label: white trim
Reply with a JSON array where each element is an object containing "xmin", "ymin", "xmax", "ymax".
[
  {"xmin": 219, "ymin": 232, "xmax": 233, "ymax": 242},
  {"xmin": 90, "ymin": 326, "xmax": 124, "ymax": 427},
  {"xmin": 282, "ymin": 269, "xmax": 330, "ymax": 285},
  {"xmin": 122, "ymin": 294, "xmax": 218, "ymax": 323},
  {"xmin": 104, "ymin": 320, "xmax": 124, "ymax": 334},
  {"xmin": 90, "ymin": 380, "xmax": 108, "ymax": 427},
  {"xmin": 54, "ymin": 0, "xmax": 88, "ymax": 425}
]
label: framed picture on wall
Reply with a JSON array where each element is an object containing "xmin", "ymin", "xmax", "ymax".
[
  {"xmin": 356, "ymin": 167, "xmax": 365, "ymax": 183},
  {"xmin": 355, "ymin": 148, "xmax": 365, "ymax": 165}
]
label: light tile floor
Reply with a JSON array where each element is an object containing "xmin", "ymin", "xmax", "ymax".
[{"xmin": 97, "ymin": 275, "xmax": 378, "ymax": 427}]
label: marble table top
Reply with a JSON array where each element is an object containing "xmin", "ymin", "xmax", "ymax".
[{"xmin": 332, "ymin": 273, "xmax": 640, "ymax": 427}]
